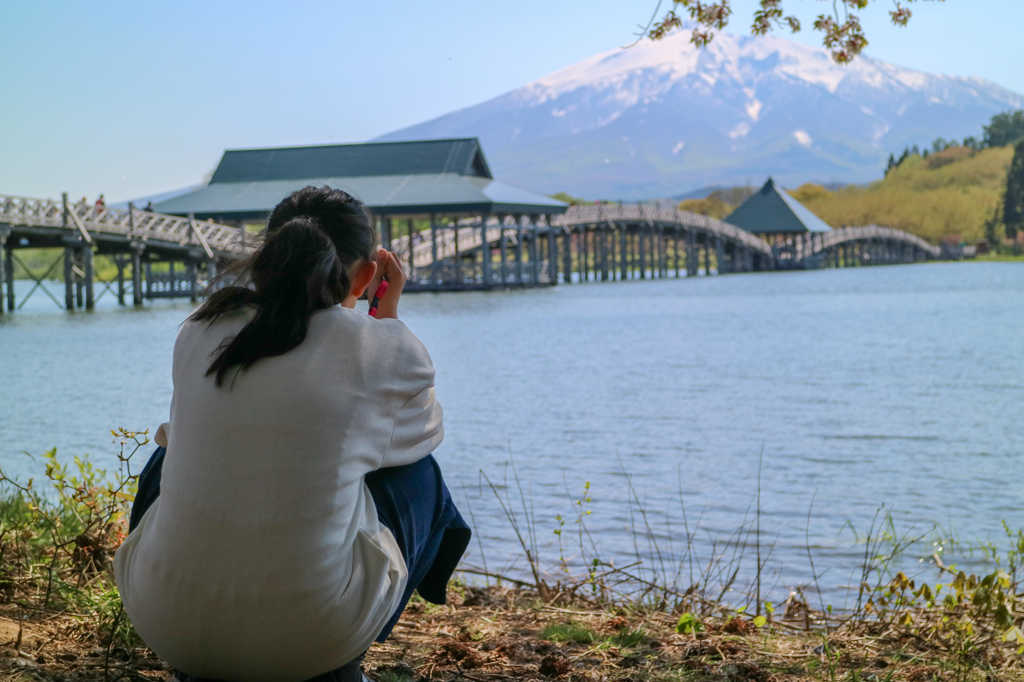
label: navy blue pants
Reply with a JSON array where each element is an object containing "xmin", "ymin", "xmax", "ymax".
[{"xmin": 129, "ymin": 447, "xmax": 471, "ymax": 680}]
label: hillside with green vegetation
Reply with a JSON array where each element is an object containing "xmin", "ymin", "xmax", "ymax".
[
  {"xmin": 675, "ymin": 109, "xmax": 1024, "ymax": 246},
  {"xmin": 677, "ymin": 146, "xmax": 1013, "ymax": 245},
  {"xmin": 794, "ymin": 145, "xmax": 1013, "ymax": 244}
]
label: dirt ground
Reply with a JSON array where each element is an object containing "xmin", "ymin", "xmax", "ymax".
[{"xmin": 0, "ymin": 584, "xmax": 1018, "ymax": 682}]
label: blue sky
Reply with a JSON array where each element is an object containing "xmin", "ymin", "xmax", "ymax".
[{"xmin": 2, "ymin": 1, "xmax": 1021, "ymax": 202}]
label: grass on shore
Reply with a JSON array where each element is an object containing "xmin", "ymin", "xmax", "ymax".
[{"xmin": 1, "ymin": 441, "xmax": 1023, "ymax": 681}]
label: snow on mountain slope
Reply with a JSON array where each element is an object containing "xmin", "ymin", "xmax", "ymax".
[{"xmin": 376, "ymin": 30, "xmax": 1023, "ymax": 200}]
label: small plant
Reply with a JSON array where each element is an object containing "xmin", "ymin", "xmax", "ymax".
[
  {"xmin": 609, "ymin": 626, "xmax": 648, "ymax": 648},
  {"xmin": 0, "ymin": 428, "xmax": 147, "ymax": 649},
  {"xmin": 675, "ymin": 612, "xmax": 704, "ymax": 634},
  {"xmin": 541, "ymin": 621, "xmax": 597, "ymax": 644}
]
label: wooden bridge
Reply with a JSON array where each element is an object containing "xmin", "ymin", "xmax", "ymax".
[
  {"xmin": 775, "ymin": 224, "xmax": 942, "ymax": 268},
  {"xmin": 0, "ymin": 193, "xmax": 247, "ymax": 312},
  {"xmin": 0, "ymin": 191, "xmax": 942, "ymax": 313}
]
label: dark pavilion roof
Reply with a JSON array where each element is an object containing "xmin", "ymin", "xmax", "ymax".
[
  {"xmin": 724, "ymin": 178, "xmax": 832, "ymax": 234},
  {"xmin": 154, "ymin": 138, "xmax": 566, "ymax": 220}
]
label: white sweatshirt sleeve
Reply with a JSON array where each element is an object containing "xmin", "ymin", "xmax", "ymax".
[{"xmin": 379, "ymin": 322, "xmax": 444, "ymax": 469}]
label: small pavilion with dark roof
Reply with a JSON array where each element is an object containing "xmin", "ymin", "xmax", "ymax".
[
  {"xmin": 724, "ymin": 178, "xmax": 832, "ymax": 245},
  {"xmin": 154, "ymin": 138, "xmax": 567, "ymax": 290}
]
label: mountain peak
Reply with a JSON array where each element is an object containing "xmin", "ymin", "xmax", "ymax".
[{"xmin": 377, "ymin": 30, "xmax": 1024, "ymax": 200}]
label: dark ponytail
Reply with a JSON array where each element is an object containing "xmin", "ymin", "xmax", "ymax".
[{"xmin": 189, "ymin": 186, "xmax": 376, "ymax": 387}]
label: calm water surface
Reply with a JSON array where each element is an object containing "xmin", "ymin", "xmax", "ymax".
[{"xmin": 2, "ymin": 262, "xmax": 1022, "ymax": 606}]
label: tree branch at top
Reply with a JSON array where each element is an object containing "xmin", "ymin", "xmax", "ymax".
[{"xmin": 644, "ymin": 0, "xmax": 944, "ymax": 64}]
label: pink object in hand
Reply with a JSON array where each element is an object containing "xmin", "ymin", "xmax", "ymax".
[{"xmin": 368, "ymin": 280, "xmax": 389, "ymax": 317}]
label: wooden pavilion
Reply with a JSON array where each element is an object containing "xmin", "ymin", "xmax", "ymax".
[
  {"xmin": 154, "ymin": 138, "xmax": 568, "ymax": 291},
  {"xmin": 724, "ymin": 178, "xmax": 832, "ymax": 245}
]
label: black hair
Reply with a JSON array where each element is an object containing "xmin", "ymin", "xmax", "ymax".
[{"xmin": 189, "ymin": 186, "xmax": 376, "ymax": 387}]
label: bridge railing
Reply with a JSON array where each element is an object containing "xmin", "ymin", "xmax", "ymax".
[
  {"xmin": 812, "ymin": 225, "xmax": 940, "ymax": 258},
  {"xmin": 0, "ymin": 194, "xmax": 248, "ymax": 256},
  {"xmin": 389, "ymin": 221, "xmax": 507, "ymax": 268},
  {"xmin": 556, "ymin": 204, "xmax": 774, "ymax": 256}
]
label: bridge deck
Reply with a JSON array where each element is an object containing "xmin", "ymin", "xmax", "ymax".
[{"xmin": 0, "ymin": 191, "xmax": 941, "ymax": 312}]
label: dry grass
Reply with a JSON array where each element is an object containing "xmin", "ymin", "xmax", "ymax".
[{"xmin": 0, "ymin": 580, "xmax": 1020, "ymax": 681}]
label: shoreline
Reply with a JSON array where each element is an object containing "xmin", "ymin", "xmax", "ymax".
[{"xmin": 0, "ymin": 440, "xmax": 1022, "ymax": 681}]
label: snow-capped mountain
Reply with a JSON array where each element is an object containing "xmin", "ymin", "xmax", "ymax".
[{"xmin": 376, "ymin": 30, "xmax": 1023, "ymax": 200}]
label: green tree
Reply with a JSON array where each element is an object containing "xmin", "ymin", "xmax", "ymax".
[
  {"xmin": 645, "ymin": 0, "xmax": 942, "ymax": 63},
  {"xmin": 984, "ymin": 201, "xmax": 1003, "ymax": 246},
  {"xmin": 984, "ymin": 110, "xmax": 1024, "ymax": 148},
  {"xmin": 1003, "ymin": 140, "xmax": 1024, "ymax": 244},
  {"xmin": 885, "ymin": 153, "xmax": 897, "ymax": 175}
]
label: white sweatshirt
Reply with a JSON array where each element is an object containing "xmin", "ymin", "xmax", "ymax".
[{"xmin": 114, "ymin": 305, "xmax": 443, "ymax": 681}]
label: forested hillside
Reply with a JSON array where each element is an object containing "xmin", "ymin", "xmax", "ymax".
[
  {"xmin": 795, "ymin": 145, "xmax": 1013, "ymax": 244},
  {"xmin": 679, "ymin": 146, "xmax": 1013, "ymax": 244}
]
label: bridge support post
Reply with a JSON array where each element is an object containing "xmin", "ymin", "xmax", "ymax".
[
  {"xmin": 496, "ymin": 221, "xmax": 505, "ymax": 284},
  {"xmin": 547, "ymin": 216, "xmax": 559, "ymax": 285},
  {"xmin": 673, "ymin": 233, "xmax": 681, "ymax": 277},
  {"xmin": 0, "ymin": 233, "xmax": 9, "ymax": 313},
  {"xmin": 131, "ymin": 244, "xmax": 144, "ymax": 306},
  {"xmin": 75, "ymin": 254, "xmax": 84, "ymax": 308},
  {"xmin": 515, "ymin": 222, "xmax": 524, "ymax": 286},
  {"xmin": 83, "ymin": 245, "xmax": 95, "ymax": 310},
  {"xmin": 651, "ymin": 226, "xmax": 659, "ymax": 278},
  {"xmin": 600, "ymin": 227, "xmax": 610, "ymax": 282},
  {"xmin": 481, "ymin": 222, "xmax": 491, "ymax": 287},
  {"xmin": 638, "ymin": 227, "xmax": 647, "ymax": 279},
  {"xmin": 564, "ymin": 228, "xmax": 571, "ymax": 283},
  {"xmin": 685, "ymin": 233, "xmax": 695, "ymax": 276},
  {"xmin": 660, "ymin": 226, "xmax": 668, "ymax": 277},
  {"xmin": 652, "ymin": 229, "xmax": 660, "ymax": 279},
  {"xmin": 620, "ymin": 229, "xmax": 628, "ymax": 280},
  {"xmin": 430, "ymin": 215, "xmax": 439, "ymax": 285},
  {"xmin": 406, "ymin": 219, "xmax": 416, "ymax": 284},
  {"xmin": 63, "ymin": 246, "xmax": 74, "ymax": 310},
  {"xmin": 453, "ymin": 227, "xmax": 461, "ymax": 285},
  {"xmin": 187, "ymin": 258, "xmax": 198, "ymax": 303},
  {"xmin": 0, "ymin": 234, "xmax": 7, "ymax": 314},
  {"xmin": 530, "ymin": 223, "xmax": 540, "ymax": 284},
  {"xmin": 114, "ymin": 255, "xmax": 126, "ymax": 305},
  {"xmin": 715, "ymin": 238, "xmax": 725, "ymax": 275},
  {"xmin": 577, "ymin": 228, "xmax": 587, "ymax": 282}
]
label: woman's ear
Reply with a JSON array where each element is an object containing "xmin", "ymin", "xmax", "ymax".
[{"xmin": 348, "ymin": 259, "xmax": 378, "ymax": 300}]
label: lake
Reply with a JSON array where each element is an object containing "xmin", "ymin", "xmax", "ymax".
[{"xmin": 2, "ymin": 262, "xmax": 1021, "ymax": 608}]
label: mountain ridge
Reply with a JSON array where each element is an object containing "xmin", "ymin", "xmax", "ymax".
[{"xmin": 376, "ymin": 31, "xmax": 1023, "ymax": 200}]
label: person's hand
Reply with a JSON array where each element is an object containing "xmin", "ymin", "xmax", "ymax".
[{"xmin": 368, "ymin": 248, "xmax": 406, "ymax": 320}]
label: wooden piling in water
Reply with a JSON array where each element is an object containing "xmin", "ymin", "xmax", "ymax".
[
  {"xmin": 131, "ymin": 246, "xmax": 144, "ymax": 306},
  {"xmin": 83, "ymin": 245, "xmax": 94, "ymax": 310},
  {"xmin": 63, "ymin": 246, "xmax": 74, "ymax": 310},
  {"xmin": 515, "ymin": 222, "xmax": 524, "ymax": 285},
  {"xmin": 0, "ymin": 233, "xmax": 9, "ymax": 313},
  {"xmin": 430, "ymin": 215, "xmax": 439, "ymax": 286},
  {"xmin": 481, "ymin": 221, "xmax": 492, "ymax": 287},
  {"xmin": 0, "ymin": 233, "xmax": 7, "ymax": 314},
  {"xmin": 406, "ymin": 219, "xmax": 415, "ymax": 282},
  {"xmin": 638, "ymin": 227, "xmax": 647, "ymax": 279}
]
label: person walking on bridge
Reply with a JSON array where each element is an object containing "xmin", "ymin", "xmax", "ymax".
[{"xmin": 114, "ymin": 185, "xmax": 470, "ymax": 682}]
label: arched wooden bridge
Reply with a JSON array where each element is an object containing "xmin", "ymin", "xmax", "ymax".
[
  {"xmin": 0, "ymin": 193, "xmax": 246, "ymax": 311},
  {"xmin": 553, "ymin": 203, "xmax": 776, "ymax": 282},
  {"xmin": 774, "ymin": 224, "xmax": 941, "ymax": 268},
  {"xmin": 0, "ymin": 191, "xmax": 942, "ymax": 312}
]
